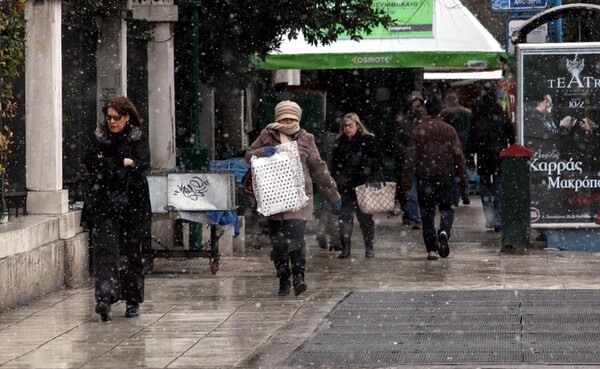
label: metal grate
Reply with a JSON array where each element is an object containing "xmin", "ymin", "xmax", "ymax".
[{"xmin": 285, "ymin": 290, "xmax": 600, "ymax": 365}]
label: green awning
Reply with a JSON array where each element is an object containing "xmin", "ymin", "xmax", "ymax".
[{"xmin": 259, "ymin": 0, "xmax": 505, "ymax": 71}]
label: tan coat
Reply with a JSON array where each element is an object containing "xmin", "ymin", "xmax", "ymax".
[{"xmin": 245, "ymin": 127, "xmax": 340, "ymax": 221}]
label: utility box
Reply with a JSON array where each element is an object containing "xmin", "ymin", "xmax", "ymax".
[{"xmin": 500, "ymin": 143, "xmax": 533, "ymax": 249}]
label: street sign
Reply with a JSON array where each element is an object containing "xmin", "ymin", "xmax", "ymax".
[
  {"xmin": 491, "ymin": 0, "xmax": 549, "ymax": 12},
  {"xmin": 506, "ymin": 18, "xmax": 548, "ymax": 55}
]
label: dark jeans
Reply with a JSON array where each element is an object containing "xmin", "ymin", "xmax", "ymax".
[
  {"xmin": 395, "ymin": 162, "xmax": 421, "ymax": 223},
  {"xmin": 480, "ymin": 173, "xmax": 503, "ymax": 229},
  {"xmin": 91, "ymin": 216, "xmax": 145, "ymax": 305},
  {"xmin": 416, "ymin": 179, "xmax": 455, "ymax": 253}
]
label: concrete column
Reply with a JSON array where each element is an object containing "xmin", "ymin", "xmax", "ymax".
[
  {"xmin": 96, "ymin": 17, "xmax": 127, "ymax": 121},
  {"xmin": 25, "ymin": 0, "xmax": 68, "ymax": 214},
  {"xmin": 148, "ymin": 23, "xmax": 176, "ymax": 170},
  {"xmin": 199, "ymin": 84, "xmax": 215, "ymax": 159}
]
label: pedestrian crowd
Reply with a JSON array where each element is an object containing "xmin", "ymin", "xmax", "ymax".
[
  {"xmin": 84, "ymin": 86, "xmax": 516, "ymax": 321},
  {"xmin": 245, "ymin": 84, "xmax": 516, "ymax": 297}
]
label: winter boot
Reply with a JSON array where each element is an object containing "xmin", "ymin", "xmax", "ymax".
[
  {"xmin": 338, "ymin": 223, "xmax": 353, "ymax": 259},
  {"xmin": 338, "ymin": 240, "xmax": 351, "ymax": 258},
  {"xmin": 291, "ymin": 262, "xmax": 307, "ymax": 296},
  {"xmin": 275, "ymin": 260, "xmax": 291, "ymax": 296},
  {"xmin": 278, "ymin": 277, "xmax": 291, "ymax": 296},
  {"xmin": 364, "ymin": 236, "xmax": 375, "ymax": 258}
]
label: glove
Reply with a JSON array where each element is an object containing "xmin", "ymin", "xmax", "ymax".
[
  {"xmin": 263, "ymin": 146, "xmax": 277, "ymax": 157},
  {"xmin": 331, "ymin": 199, "xmax": 342, "ymax": 215}
]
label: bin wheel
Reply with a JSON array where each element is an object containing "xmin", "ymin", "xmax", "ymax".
[{"xmin": 210, "ymin": 258, "xmax": 220, "ymax": 274}]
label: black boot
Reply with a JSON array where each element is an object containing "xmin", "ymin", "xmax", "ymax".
[
  {"xmin": 365, "ymin": 236, "xmax": 374, "ymax": 258},
  {"xmin": 275, "ymin": 260, "xmax": 291, "ymax": 296},
  {"xmin": 338, "ymin": 243, "xmax": 351, "ymax": 258},
  {"xmin": 291, "ymin": 262, "xmax": 307, "ymax": 296},
  {"xmin": 338, "ymin": 223, "xmax": 352, "ymax": 259},
  {"xmin": 278, "ymin": 277, "xmax": 291, "ymax": 296}
]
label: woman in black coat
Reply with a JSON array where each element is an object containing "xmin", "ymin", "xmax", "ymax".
[
  {"xmin": 82, "ymin": 96, "xmax": 152, "ymax": 321},
  {"xmin": 331, "ymin": 112, "xmax": 383, "ymax": 259},
  {"xmin": 467, "ymin": 88, "xmax": 516, "ymax": 231}
]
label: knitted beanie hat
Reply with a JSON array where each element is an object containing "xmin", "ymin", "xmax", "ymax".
[{"xmin": 275, "ymin": 100, "xmax": 302, "ymax": 122}]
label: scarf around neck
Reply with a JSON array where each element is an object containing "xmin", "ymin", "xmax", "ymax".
[{"xmin": 265, "ymin": 122, "xmax": 300, "ymax": 136}]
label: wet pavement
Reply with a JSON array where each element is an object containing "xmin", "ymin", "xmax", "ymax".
[{"xmin": 2, "ymin": 202, "xmax": 600, "ymax": 368}]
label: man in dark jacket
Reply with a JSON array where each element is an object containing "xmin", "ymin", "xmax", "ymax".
[
  {"xmin": 402, "ymin": 96, "xmax": 468, "ymax": 260},
  {"xmin": 393, "ymin": 92, "xmax": 425, "ymax": 228},
  {"xmin": 467, "ymin": 88, "xmax": 516, "ymax": 232},
  {"xmin": 441, "ymin": 92, "xmax": 472, "ymax": 206}
]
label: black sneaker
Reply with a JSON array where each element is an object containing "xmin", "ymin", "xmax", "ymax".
[
  {"xmin": 438, "ymin": 231, "xmax": 450, "ymax": 258},
  {"xmin": 125, "ymin": 302, "xmax": 140, "ymax": 318},
  {"xmin": 427, "ymin": 251, "xmax": 438, "ymax": 260},
  {"xmin": 365, "ymin": 249, "xmax": 375, "ymax": 258},
  {"xmin": 95, "ymin": 302, "xmax": 112, "ymax": 322}
]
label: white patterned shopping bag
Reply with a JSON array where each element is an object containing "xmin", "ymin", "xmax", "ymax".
[{"xmin": 250, "ymin": 141, "xmax": 308, "ymax": 216}]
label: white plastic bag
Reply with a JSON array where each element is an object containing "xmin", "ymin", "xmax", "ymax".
[{"xmin": 250, "ymin": 141, "xmax": 309, "ymax": 216}]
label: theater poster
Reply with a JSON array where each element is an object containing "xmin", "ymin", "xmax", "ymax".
[{"xmin": 517, "ymin": 43, "xmax": 600, "ymax": 224}]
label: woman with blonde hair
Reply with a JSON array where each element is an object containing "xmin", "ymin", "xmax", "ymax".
[{"xmin": 331, "ymin": 112, "xmax": 383, "ymax": 258}]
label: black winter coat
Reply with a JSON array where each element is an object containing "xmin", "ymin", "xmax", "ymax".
[
  {"xmin": 467, "ymin": 98, "xmax": 516, "ymax": 178},
  {"xmin": 82, "ymin": 122, "xmax": 152, "ymax": 239},
  {"xmin": 331, "ymin": 133, "xmax": 383, "ymax": 196}
]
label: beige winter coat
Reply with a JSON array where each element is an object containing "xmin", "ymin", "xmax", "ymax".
[{"xmin": 244, "ymin": 127, "xmax": 340, "ymax": 221}]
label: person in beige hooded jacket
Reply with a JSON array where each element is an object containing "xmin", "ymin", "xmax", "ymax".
[{"xmin": 245, "ymin": 101, "xmax": 341, "ymax": 297}]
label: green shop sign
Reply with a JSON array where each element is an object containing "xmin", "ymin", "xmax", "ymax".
[{"xmin": 340, "ymin": 0, "xmax": 434, "ymax": 39}]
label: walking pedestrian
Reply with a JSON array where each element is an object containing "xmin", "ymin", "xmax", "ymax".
[
  {"xmin": 393, "ymin": 91, "xmax": 424, "ymax": 229},
  {"xmin": 467, "ymin": 87, "xmax": 516, "ymax": 232},
  {"xmin": 315, "ymin": 116, "xmax": 342, "ymax": 251},
  {"xmin": 331, "ymin": 112, "xmax": 383, "ymax": 259},
  {"xmin": 441, "ymin": 92, "xmax": 472, "ymax": 206},
  {"xmin": 402, "ymin": 96, "xmax": 468, "ymax": 260},
  {"xmin": 82, "ymin": 96, "xmax": 152, "ymax": 321},
  {"xmin": 244, "ymin": 101, "xmax": 341, "ymax": 297}
]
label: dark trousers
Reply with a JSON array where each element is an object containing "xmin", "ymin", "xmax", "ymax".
[
  {"xmin": 416, "ymin": 179, "xmax": 455, "ymax": 253},
  {"xmin": 339, "ymin": 192, "xmax": 375, "ymax": 249},
  {"xmin": 91, "ymin": 216, "xmax": 145, "ymax": 305},
  {"xmin": 268, "ymin": 219, "xmax": 307, "ymax": 278}
]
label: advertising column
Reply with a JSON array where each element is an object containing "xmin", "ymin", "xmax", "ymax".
[{"xmin": 517, "ymin": 43, "xmax": 600, "ymax": 225}]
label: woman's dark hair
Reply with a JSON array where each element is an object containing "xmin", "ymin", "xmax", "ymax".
[{"xmin": 101, "ymin": 95, "xmax": 142, "ymax": 128}]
